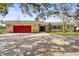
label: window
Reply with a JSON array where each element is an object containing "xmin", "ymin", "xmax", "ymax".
[{"xmin": 51, "ymin": 25, "xmax": 61, "ymax": 31}]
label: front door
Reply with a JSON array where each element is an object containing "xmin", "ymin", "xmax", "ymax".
[{"xmin": 40, "ymin": 26, "xmax": 45, "ymax": 32}]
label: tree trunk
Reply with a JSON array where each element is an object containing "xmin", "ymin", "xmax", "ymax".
[
  {"xmin": 62, "ymin": 23, "xmax": 66, "ymax": 32},
  {"xmin": 62, "ymin": 18, "xmax": 66, "ymax": 32}
]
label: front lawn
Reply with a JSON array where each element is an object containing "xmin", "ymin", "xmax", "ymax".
[
  {"xmin": 49, "ymin": 31, "xmax": 79, "ymax": 35},
  {"xmin": 0, "ymin": 29, "xmax": 4, "ymax": 33}
]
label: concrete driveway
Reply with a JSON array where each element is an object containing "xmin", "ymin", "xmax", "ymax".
[{"xmin": 0, "ymin": 33, "xmax": 79, "ymax": 56}]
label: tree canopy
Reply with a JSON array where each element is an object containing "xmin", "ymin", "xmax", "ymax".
[
  {"xmin": 0, "ymin": 3, "xmax": 78, "ymax": 20},
  {"xmin": 0, "ymin": 3, "xmax": 13, "ymax": 16}
]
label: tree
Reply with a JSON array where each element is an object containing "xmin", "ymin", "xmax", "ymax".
[
  {"xmin": 0, "ymin": 3, "xmax": 13, "ymax": 25},
  {"xmin": 0, "ymin": 3, "xmax": 13, "ymax": 16},
  {"xmin": 20, "ymin": 3, "xmax": 59, "ymax": 21},
  {"xmin": 56, "ymin": 4, "xmax": 73, "ymax": 32},
  {"xmin": 74, "ymin": 4, "xmax": 79, "ymax": 27}
]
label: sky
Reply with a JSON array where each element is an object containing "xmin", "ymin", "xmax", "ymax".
[{"xmin": 2, "ymin": 3, "xmax": 77, "ymax": 22}]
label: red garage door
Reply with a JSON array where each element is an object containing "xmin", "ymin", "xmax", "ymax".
[{"xmin": 13, "ymin": 26, "xmax": 31, "ymax": 33}]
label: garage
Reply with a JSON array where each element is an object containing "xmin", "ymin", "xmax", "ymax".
[{"xmin": 13, "ymin": 26, "xmax": 31, "ymax": 33}]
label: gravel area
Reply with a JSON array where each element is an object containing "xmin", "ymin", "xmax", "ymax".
[{"xmin": 0, "ymin": 33, "xmax": 79, "ymax": 56}]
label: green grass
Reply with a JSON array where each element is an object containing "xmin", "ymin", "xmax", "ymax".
[
  {"xmin": 0, "ymin": 26, "xmax": 5, "ymax": 34},
  {"xmin": 49, "ymin": 31, "xmax": 79, "ymax": 35},
  {"xmin": 0, "ymin": 29, "xmax": 4, "ymax": 33}
]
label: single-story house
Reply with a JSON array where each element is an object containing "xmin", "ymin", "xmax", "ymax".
[{"xmin": 2, "ymin": 20, "xmax": 75, "ymax": 33}]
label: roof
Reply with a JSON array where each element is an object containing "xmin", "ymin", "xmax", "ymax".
[
  {"xmin": 50, "ymin": 22, "xmax": 75, "ymax": 25},
  {"xmin": 3, "ymin": 20, "xmax": 41, "ymax": 24},
  {"xmin": 3, "ymin": 20, "xmax": 75, "ymax": 25},
  {"xmin": 44, "ymin": 22, "xmax": 75, "ymax": 25}
]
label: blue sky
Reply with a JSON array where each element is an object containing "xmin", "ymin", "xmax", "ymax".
[
  {"xmin": 2, "ymin": 3, "xmax": 77, "ymax": 22},
  {"xmin": 5, "ymin": 4, "xmax": 35, "ymax": 21}
]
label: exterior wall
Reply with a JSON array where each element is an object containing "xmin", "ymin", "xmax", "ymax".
[
  {"xmin": 5, "ymin": 24, "xmax": 13, "ymax": 32},
  {"xmin": 5, "ymin": 23, "xmax": 40, "ymax": 33},
  {"xmin": 67, "ymin": 25, "xmax": 74, "ymax": 32},
  {"xmin": 5, "ymin": 22, "xmax": 75, "ymax": 33},
  {"xmin": 61, "ymin": 25, "xmax": 74, "ymax": 32},
  {"xmin": 45, "ymin": 23, "xmax": 51, "ymax": 32},
  {"xmin": 32, "ymin": 22, "xmax": 40, "ymax": 32},
  {"xmin": 51, "ymin": 24, "xmax": 74, "ymax": 32},
  {"xmin": 51, "ymin": 24, "xmax": 62, "ymax": 31}
]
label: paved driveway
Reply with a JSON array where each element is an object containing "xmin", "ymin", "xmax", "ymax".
[{"xmin": 0, "ymin": 33, "xmax": 79, "ymax": 56}]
